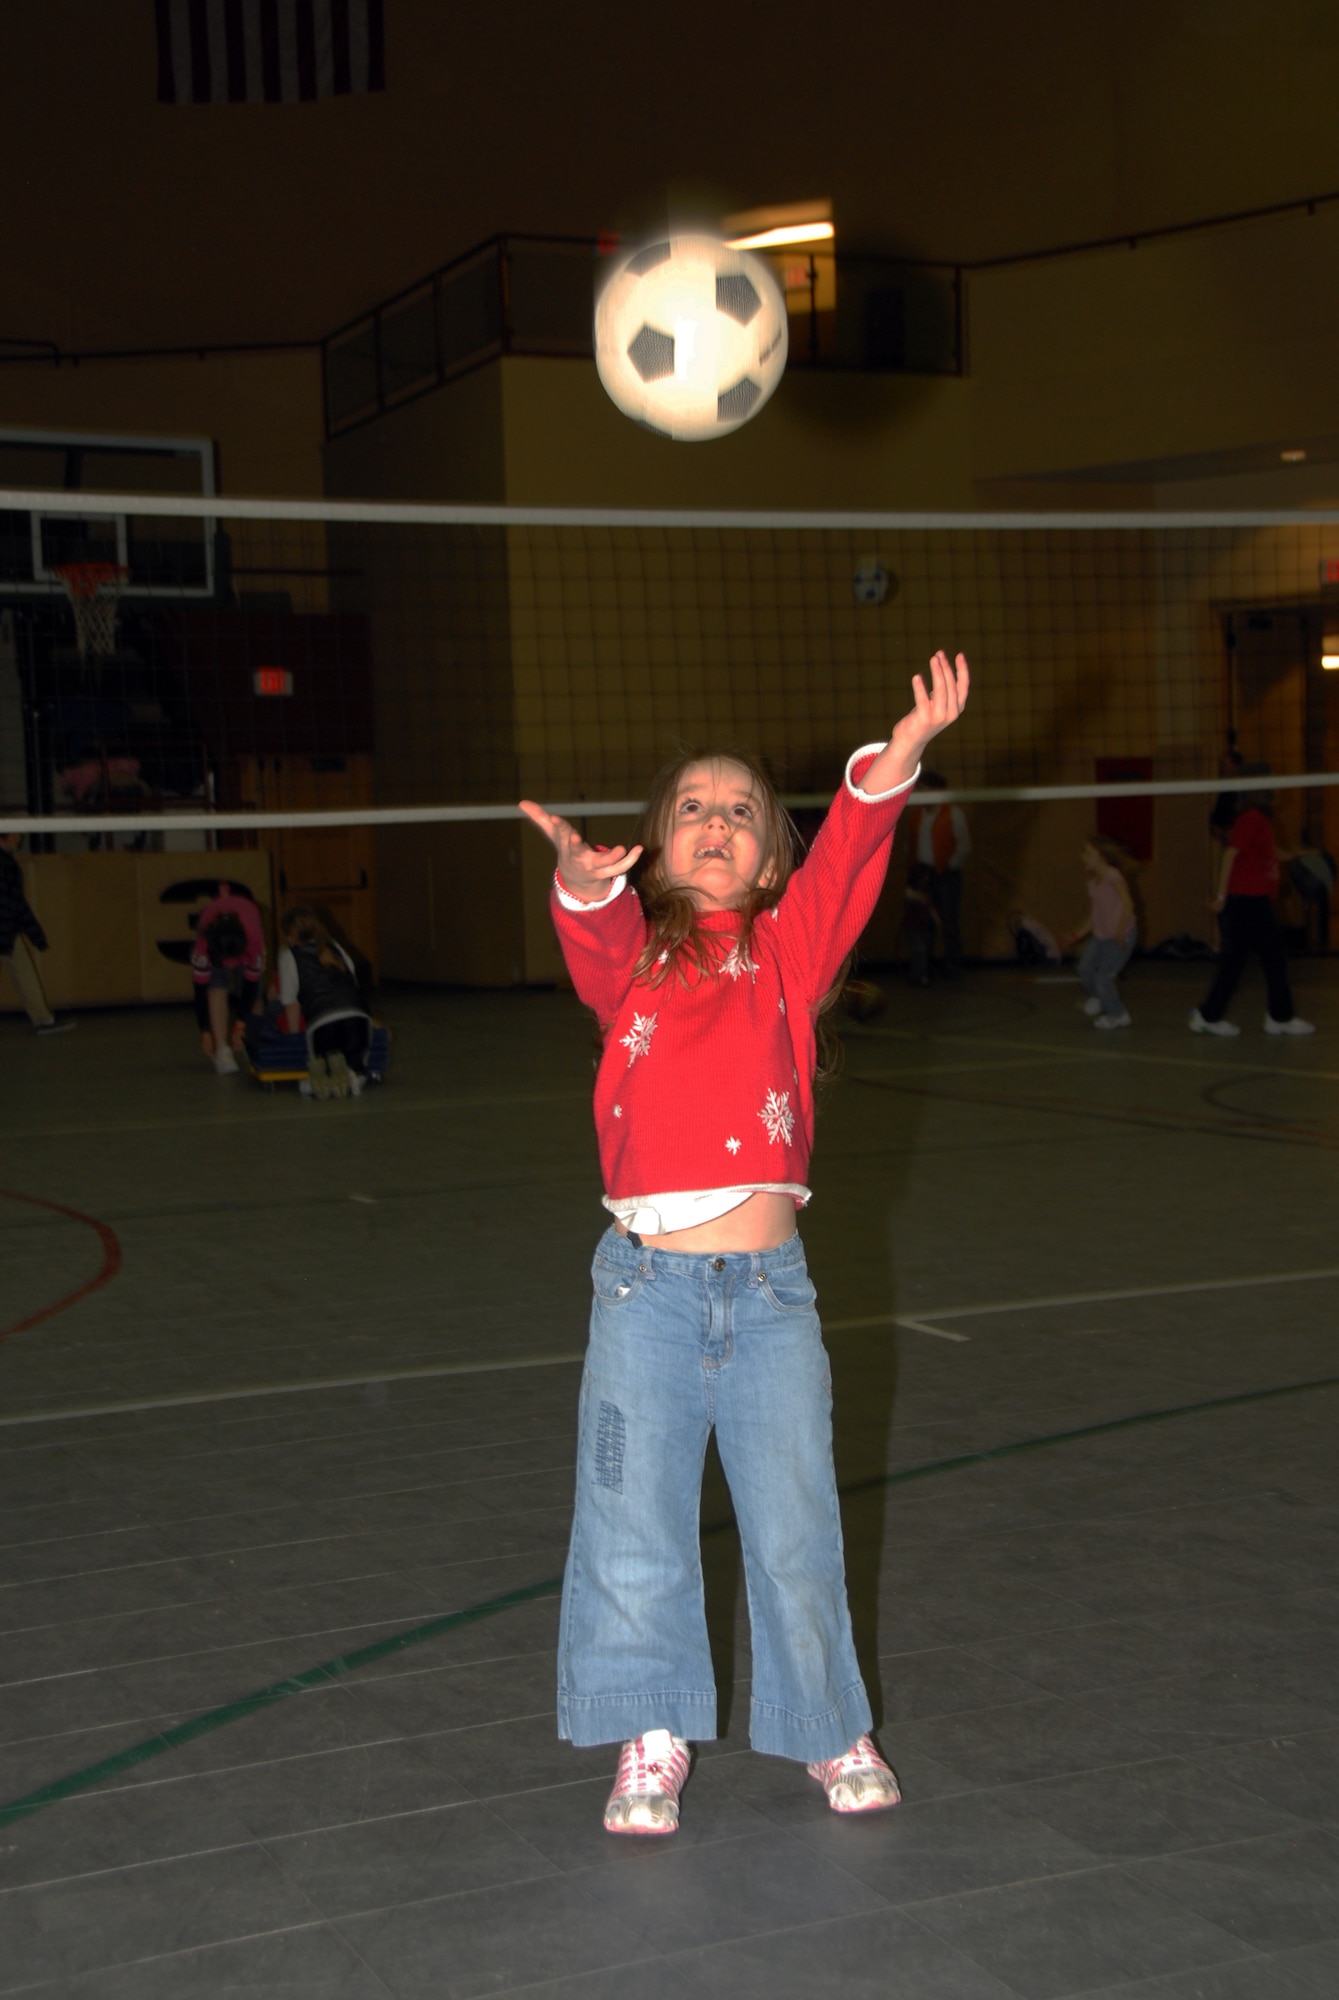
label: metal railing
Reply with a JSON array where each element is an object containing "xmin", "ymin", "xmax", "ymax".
[{"xmin": 322, "ymin": 234, "xmax": 963, "ymax": 439}]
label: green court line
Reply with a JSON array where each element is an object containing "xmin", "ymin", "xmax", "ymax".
[{"xmin": 3, "ymin": 1369, "xmax": 1336, "ymax": 1830}]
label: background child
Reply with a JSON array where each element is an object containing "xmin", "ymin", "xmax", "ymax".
[
  {"xmin": 901, "ymin": 859, "xmax": 940, "ymax": 985},
  {"xmin": 190, "ymin": 882, "xmax": 265, "ymax": 1074},
  {"xmin": 0, "ymin": 832, "xmax": 74, "ymax": 1035},
  {"xmin": 520, "ymin": 649, "xmax": 969, "ymax": 1838},
  {"xmin": 1193, "ymin": 793, "xmax": 1314, "ymax": 1037},
  {"xmin": 1060, "ymin": 836, "xmax": 1137, "ymax": 1029},
  {"xmin": 278, "ymin": 906, "xmax": 371, "ymax": 1098}
]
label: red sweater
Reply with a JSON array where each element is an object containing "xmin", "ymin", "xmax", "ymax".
[{"xmin": 552, "ymin": 747, "xmax": 915, "ymax": 1210}]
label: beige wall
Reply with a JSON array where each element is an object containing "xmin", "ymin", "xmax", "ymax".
[
  {"xmin": 501, "ymin": 360, "xmax": 975, "ymax": 512},
  {"xmin": 0, "ymin": 352, "xmax": 324, "ymax": 498},
  {"xmin": 2, "ymin": 850, "xmax": 274, "ymax": 1012},
  {"xmin": 324, "ymin": 369, "xmax": 506, "ymax": 506},
  {"xmin": 8, "ymin": 4, "xmax": 1339, "ymax": 350},
  {"xmin": 968, "ymin": 205, "xmax": 1339, "ymax": 485}
]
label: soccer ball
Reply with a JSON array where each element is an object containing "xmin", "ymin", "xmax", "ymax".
[
  {"xmin": 594, "ymin": 234, "xmax": 788, "ymax": 442},
  {"xmin": 853, "ymin": 556, "xmax": 895, "ymax": 606}
]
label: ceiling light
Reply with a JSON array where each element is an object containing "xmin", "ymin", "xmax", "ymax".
[
  {"xmin": 1323, "ymin": 654, "xmax": 1339, "ymax": 670},
  {"xmin": 1281, "ymin": 448, "xmax": 1307, "ymax": 462},
  {"xmin": 726, "ymin": 222, "xmax": 835, "ymax": 251}
]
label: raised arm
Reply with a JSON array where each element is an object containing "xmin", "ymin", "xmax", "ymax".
[
  {"xmin": 518, "ymin": 802, "xmax": 643, "ymax": 903},
  {"xmin": 775, "ymin": 651, "xmax": 971, "ymax": 1001},
  {"xmin": 860, "ymin": 651, "xmax": 970, "ymax": 795},
  {"xmin": 519, "ymin": 800, "xmax": 647, "ymax": 1018}
]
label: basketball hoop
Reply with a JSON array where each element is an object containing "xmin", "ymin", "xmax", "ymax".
[{"xmin": 55, "ymin": 561, "xmax": 129, "ymax": 661}]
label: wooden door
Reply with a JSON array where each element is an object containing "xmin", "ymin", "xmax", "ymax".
[{"xmin": 235, "ymin": 753, "xmax": 378, "ymax": 965}]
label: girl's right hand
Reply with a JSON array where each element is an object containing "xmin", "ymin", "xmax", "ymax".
[{"xmin": 518, "ymin": 801, "xmax": 644, "ymax": 901}]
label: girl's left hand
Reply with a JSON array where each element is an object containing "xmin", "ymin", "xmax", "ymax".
[{"xmin": 889, "ymin": 651, "xmax": 970, "ymax": 766}]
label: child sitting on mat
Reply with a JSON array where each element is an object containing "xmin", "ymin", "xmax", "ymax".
[
  {"xmin": 277, "ymin": 906, "xmax": 371, "ymax": 1098},
  {"xmin": 520, "ymin": 647, "xmax": 970, "ymax": 1836}
]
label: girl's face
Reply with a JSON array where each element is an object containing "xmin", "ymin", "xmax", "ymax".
[
  {"xmin": 664, "ymin": 759, "xmax": 772, "ymax": 908},
  {"xmin": 1081, "ymin": 842, "xmax": 1101, "ymax": 873}
]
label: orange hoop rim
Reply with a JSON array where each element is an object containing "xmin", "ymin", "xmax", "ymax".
[{"xmin": 54, "ymin": 561, "xmax": 130, "ymax": 599}]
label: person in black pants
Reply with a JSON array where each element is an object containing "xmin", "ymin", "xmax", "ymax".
[{"xmin": 1191, "ymin": 797, "xmax": 1314, "ymax": 1038}]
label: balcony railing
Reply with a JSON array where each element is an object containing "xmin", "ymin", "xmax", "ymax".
[{"xmin": 322, "ymin": 233, "xmax": 963, "ymax": 439}]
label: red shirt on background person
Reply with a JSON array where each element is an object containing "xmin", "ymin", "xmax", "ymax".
[{"xmin": 1225, "ymin": 807, "xmax": 1280, "ymax": 898}]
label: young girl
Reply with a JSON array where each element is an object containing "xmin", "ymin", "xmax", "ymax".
[
  {"xmin": 520, "ymin": 648, "xmax": 969, "ymax": 1836},
  {"xmin": 1061, "ymin": 837, "xmax": 1137, "ymax": 1030},
  {"xmin": 277, "ymin": 907, "xmax": 371, "ymax": 1097}
]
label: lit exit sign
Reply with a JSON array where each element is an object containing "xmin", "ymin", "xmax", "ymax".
[
  {"xmin": 1321, "ymin": 560, "xmax": 1339, "ymax": 586},
  {"xmin": 253, "ymin": 668, "xmax": 293, "ymax": 696}
]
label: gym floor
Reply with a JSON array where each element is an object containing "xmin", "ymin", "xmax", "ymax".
[{"xmin": 1, "ymin": 960, "xmax": 1337, "ymax": 1999}]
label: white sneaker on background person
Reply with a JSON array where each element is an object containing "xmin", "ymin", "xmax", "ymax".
[
  {"xmin": 35, "ymin": 1017, "xmax": 76, "ymax": 1035},
  {"xmin": 1079, "ymin": 997, "xmax": 1102, "ymax": 1015},
  {"xmin": 1094, "ymin": 1011, "xmax": 1132, "ymax": 1029},
  {"xmin": 1189, "ymin": 1010, "xmax": 1241, "ymax": 1037},
  {"xmin": 213, "ymin": 1047, "xmax": 239, "ymax": 1075},
  {"xmin": 1265, "ymin": 1015, "xmax": 1316, "ymax": 1035}
]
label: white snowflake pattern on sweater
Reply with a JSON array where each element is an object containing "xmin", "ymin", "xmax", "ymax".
[
  {"xmin": 778, "ymin": 995, "xmax": 786, "ymax": 1014},
  {"xmin": 619, "ymin": 1012, "xmax": 657, "ymax": 1066},
  {"xmin": 725, "ymin": 1135, "xmax": 741, "ymax": 1154},
  {"xmin": 758, "ymin": 1088, "xmax": 794, "ymax": 1146},
  {"xmin": 613, "ymin": 1104, "xmax": 623, "ymax": 1118},
  {"xmin": 720, "ymin": 940, "xmax": 758, "ymax": 982}
]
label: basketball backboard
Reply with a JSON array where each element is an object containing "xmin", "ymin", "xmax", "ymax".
[{"xmin": 0, "ymin": 427, "xmax": 216, "ymax": 597}]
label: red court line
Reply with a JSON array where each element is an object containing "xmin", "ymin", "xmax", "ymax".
[{"xmin": 0, "ymin": 1189, "xmax": 122, "ymax": 1342}]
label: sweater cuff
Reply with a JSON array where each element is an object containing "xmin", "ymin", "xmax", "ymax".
[
  {"xmin": 845, "ymin": 744, "xmax": 922, "ymax": 803},
  {"xmin": 554, "ymin": 869, "xmax": 627, "ymax": 913}
]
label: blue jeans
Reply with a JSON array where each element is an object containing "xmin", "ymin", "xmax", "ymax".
[
  {"xmin": 1079, "ymin": 933, "xmax": 1134, "ymax": 1019},
  {"xmin": 557, "ymin": 1228, "xmax": 871, "ymax": 1762}
]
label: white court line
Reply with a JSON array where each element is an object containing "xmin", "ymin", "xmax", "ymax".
[
  {"xmin": 829, "ymin": 1313, "xmax": 970, "ymax": 1344},
  {"xmin": 6, "ymin": 1267, "xmax": 1333, "ymax": 1430},
  {"xmin": 0, "ymin": 1352, "xmax": 590, "ymax": 1430},
  {"xmin": 0, "ymin": 1306, "xmax": 965, "ymax": 1428},
  {"xmin": 895, "ymin": 1264, "xmax": 1339, "ymax": 1337}
]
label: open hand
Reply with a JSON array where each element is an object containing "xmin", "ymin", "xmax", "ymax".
[
  {"xmin": 889, "ymin": 651, "xmax": 970, "ymax": 768},
  {"xmin": 858, "ymin": 652, "xmax": 971, "ymax": 793},
  {"xmin": 518, "ymin": 801, "xmax": 644, "ymax": 902}
]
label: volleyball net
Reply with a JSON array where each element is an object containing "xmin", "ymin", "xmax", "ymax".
[{"xmin": 3, "ymin": 491, "xmax": 1337, "ymax": 974}]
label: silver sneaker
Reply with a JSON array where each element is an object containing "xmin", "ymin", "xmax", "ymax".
[
  {"xmin": 807, "ymin": 1735, "xmax": 901, "ymax": 1814},
  {"xmin": 603, "ymin": 1731, "xmax": 691, "ymax": 1836}
]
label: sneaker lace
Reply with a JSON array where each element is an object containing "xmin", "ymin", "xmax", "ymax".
[
  {"xmin": 611, "ymin": 1733, "xmax": 689, "ymax": 1800},
  {"xmin": 812, "ymin": 1734, "xmax": 884, "ymax": 1784}
]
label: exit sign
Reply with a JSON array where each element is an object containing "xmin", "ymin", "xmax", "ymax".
[
  {"xmin": 253, "ymin": 668, "xmax": 293, "ymax": 696},
  {"xmin": 1321, "ymin": 560, "xmax": 1339, "ymax": 586}
]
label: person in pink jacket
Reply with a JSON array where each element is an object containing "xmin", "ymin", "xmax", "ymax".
[
  {"xmin": 521, "ymin": 649, "xmax": 970, "ymax": 1839},
  {"xmin": 190, "ymin": 883, "xmax": 266, "ymax": 1076}
]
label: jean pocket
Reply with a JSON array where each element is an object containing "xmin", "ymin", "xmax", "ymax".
[
  {"xmin": 757, "ymin": 1269, "xmax": 818, "ymax": 1315},
  {"xmin": 591, "ymin": 1255, "xmax": 648, "ymax": 1307}
]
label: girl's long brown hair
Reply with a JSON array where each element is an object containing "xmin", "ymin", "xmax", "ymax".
[
  {"xmin": 281, "ymin": 905, "xmax": 347, "ymax": 973},
  {"xmin": 627, "ymin": 750, "xmax": 850, "ymax": 1083}
]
